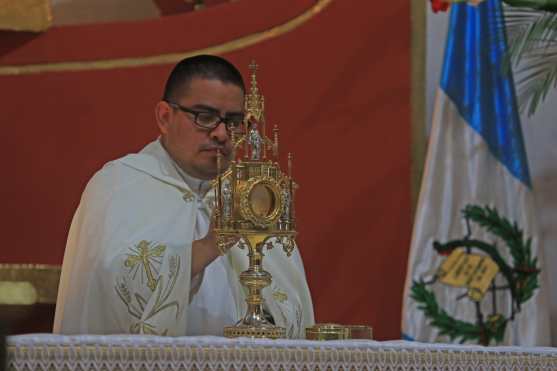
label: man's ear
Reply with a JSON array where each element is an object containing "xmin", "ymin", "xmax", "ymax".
[{"xmin": 155, "ymin": 101, "xmax": 172, "ymax": 134}]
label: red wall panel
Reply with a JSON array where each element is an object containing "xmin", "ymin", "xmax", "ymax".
[{"xmin": 0, "ymin": 0, "xmax": 411, "ymax": 340}]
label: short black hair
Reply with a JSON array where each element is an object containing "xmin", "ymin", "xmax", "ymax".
[{"xmin": 162, "ymin": 55, "xmax": 245, "ymax": 102}]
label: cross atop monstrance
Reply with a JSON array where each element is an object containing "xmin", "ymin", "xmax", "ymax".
[{"xmin": 245, "ymin": 60, "xmax": 265, "ymax": 123}]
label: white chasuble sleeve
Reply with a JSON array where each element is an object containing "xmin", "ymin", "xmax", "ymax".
[{"xmin": 54, "ymin": 162, "xmax": 196, "ymax": 336}]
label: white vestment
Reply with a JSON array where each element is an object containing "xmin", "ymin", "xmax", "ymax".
[{"xmin": 53, "ymin": 140, "xmax": 314, "ymax": 337}]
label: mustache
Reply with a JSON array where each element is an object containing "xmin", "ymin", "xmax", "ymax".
[{"xmin": 200, "ymin": 143, "xmax": 230, "ymax": 155}]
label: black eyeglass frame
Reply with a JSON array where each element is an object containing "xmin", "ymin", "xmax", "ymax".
[{"xmin": 165, "ymin": 100, "xmax": 245, "ymax": 132}]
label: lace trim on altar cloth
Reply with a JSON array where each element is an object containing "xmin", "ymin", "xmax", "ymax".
[{"xmin": 7, "ymin": 335, "xmax": 557, "ymax": 371}]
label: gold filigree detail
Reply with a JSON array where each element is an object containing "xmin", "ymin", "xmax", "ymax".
[
  {"xmin": 216, "ymin": 235, "xmax": 229, "ymax": 256},
  {"xmin": 280, "ymin": 237, "xmax": 295, "ymax": 257},
  {"xmin": 223, "ymin": 325, "xmax": 285, "ymax": 339},
  {"xmin": 239, "ymin": 177, "xmax": 282, "ymax": 228}
]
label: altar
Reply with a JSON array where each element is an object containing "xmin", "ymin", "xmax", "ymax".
[{"xmin": 7, "ymin": 335, "xmax": 557, "ymax": 371}]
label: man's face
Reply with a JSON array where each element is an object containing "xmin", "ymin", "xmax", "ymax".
[{"xmin": 157, "ymin": 77, "xmax": 244, "ymax": 180}]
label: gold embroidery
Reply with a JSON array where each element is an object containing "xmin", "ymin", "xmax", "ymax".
[
  {"xmin": 272, "ymin": 290, "xmax": 288, "ymax": 303},
  {"xmin": 148, "ymin": 256, "xmax": 180, "ymax": 319},
  {"xmin": 270, "ymin": 285, "xmax": 304, "ymax": 338},
  {"xmin": 125, "ymin": 240, "xmax": 166, "ymax": 291},
  {"xmin": 130, "ymin": 321, "xmax": 157, "ymax": 335},
  {"xmin": 271, "ymin": 286, "xmax": 291, "ymax": 337},
  {"xmin": 150, "ymin": 178, "xmax": 195, "ymax": 202},
  {"xmin": 116, "ymin": 250, "xmax": 182, "ymax": 336},
  {"xmin": 115, "ymin": 282, "xmax": 142, "ymax": 320},
  {"xmin": 182, "ymin": 190, "xmax": 195, "ymax": 203}
]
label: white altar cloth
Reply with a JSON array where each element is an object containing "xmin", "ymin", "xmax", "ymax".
[{"xmin": 7, "ymin": 334, "xmax": 557, "ymax": 371}]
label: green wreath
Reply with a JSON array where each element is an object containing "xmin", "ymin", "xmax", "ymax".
[{"xmin": 410, "ymin": 204, "xmax": 540, "ymax": 346}]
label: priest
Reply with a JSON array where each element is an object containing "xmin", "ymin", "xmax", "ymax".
[{"xmin": 53, "ymin": 55, "xmax": 314, "ymax": 337}]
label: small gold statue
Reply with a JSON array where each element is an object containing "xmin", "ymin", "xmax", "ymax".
[{"xmin": 214, "ymin": 61, "xmax": 297, "ymax": 339}]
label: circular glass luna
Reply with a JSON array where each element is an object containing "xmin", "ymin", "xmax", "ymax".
[{"xmin": 249, "ymin": 183, "xmax": 277, "ymax": 218}]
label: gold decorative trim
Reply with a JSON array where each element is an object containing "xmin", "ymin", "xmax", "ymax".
[
  {"xmin": 411, "ymin": 0, "xmax": 426, "ymax": 216},
  {"xmin": 0, "ymin": 0, "xmax": 332, "ymax": 76},
  {"xmin": 0, "ymin": 264, "xmax": 61, "ymax": 304},
  {"xmin": 0, "ymin": 0, "xmax": 52, "ymax": 32}
]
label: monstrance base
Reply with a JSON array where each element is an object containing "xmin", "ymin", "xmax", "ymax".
[{"xmin": 224, "ymin": 324, "xmax": 285, "ymax": 339}]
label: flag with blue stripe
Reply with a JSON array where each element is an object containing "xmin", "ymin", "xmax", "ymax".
[{"xmin": 401, "ymin": 0, "xmax": 550, "ymax": 345}]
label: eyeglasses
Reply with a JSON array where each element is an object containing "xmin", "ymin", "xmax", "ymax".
[{"xmin": 166, "ymin": 101, "xmax": 244, "ymax": 132}]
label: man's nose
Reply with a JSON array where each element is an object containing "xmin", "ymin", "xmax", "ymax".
[{"xmin": 210, "ymin": 122, "xmax": 229, "ymax": 143}]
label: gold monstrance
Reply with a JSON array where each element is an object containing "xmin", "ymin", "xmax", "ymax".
[{"xmin": 214, "ymin": 61, "xmax": 297, "ymax": 339}]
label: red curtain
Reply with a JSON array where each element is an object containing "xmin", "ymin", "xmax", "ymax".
[{"xmin": 0, "ymin": 0, "xmax": 411, "ymax": 340}]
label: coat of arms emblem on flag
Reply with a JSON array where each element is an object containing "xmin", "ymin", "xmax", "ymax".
[{"xmin": 411, "ymin": 204, "xmax": 541, "ymax": 346}]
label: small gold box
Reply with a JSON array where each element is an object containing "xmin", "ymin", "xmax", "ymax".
[
  {"xmin": 346, "ymin": 325, "xmax": 373, "ymax": 340},
  {"xmin": 306, "ymin": 323, "xmax": 349, "ymax": 340},
  {"xmin": 305, "ymin": 323, "xmax": 373, "ymax": 340}
]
